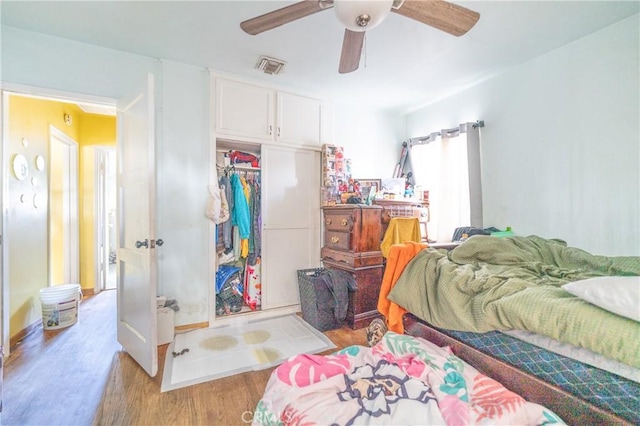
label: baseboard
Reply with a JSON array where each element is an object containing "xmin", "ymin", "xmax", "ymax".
[
  {"xmin": 81, "ymin": 288, "xmax": 96, "ymax": 296},
  {"xmin": 175, "ymin": 321, "xmax": 209, "ymax": 332},
  {"xmin": 10, "ymin": 319, "xmax": 42, "ymax": 349}
]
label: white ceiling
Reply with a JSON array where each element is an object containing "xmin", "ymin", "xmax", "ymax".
[{"xmin": 2, "ymin": 1, "xmax": 638, "ymax": 114}]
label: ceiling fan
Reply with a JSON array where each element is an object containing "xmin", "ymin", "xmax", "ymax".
[{"xmin": 240, "ymin": 0, "xmax": 480, "ymax": 74}]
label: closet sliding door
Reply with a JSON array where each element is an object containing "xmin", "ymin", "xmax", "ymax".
[{"xmin": 261, "ymin": 145, "xmax": 320, "ymax": 309}]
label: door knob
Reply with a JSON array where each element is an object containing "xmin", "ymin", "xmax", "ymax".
[{"xmin": 135, "ymin": 239, "xmax": 149, "ymax": 249}]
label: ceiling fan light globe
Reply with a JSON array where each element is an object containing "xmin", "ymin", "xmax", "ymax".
[{"xmin": 334, "ymin": 0, "xmax": 394, "ymax": 32}]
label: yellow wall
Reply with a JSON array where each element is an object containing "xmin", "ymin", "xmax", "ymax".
[{"xmin": 8, "ymin": 95, "xmax": 115, "ymax": 339}]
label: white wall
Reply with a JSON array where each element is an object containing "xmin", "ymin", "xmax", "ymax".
[
  {"xmin": 404, "ymin": 15, "xmax": 639, "ymax": 256},
  {"xmin": 2, "ymin": 27, "xmax": 211, "ymax": 326},
  {"xmin": 1, "ymin": 27, "xmax": 158, "ymax": 100},
  {"xmin": 156, "ymin": 60, "xmax": 211, "ymax": 325},
  {"xmin": 332, "ymin": 103, "xmax": 404, "ymax": 178}
]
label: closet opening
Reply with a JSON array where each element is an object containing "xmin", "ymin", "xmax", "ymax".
[{"xmin": 214, "ymin": 140, "xmax": 262, "ymax": 318}]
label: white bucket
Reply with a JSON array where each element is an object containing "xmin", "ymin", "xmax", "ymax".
[{"xmin": 39, "ymin": 284, "xmax": 83, "ymax": 330}]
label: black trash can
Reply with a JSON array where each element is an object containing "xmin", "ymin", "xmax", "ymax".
[{"xmin": 297, "ymin": 268, "xmax": 343, "ymax": 332}]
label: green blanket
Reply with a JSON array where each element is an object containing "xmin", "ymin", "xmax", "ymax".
[{"xmin": 388, "ymin": 235, "xmax": 640, "ymax": 368}]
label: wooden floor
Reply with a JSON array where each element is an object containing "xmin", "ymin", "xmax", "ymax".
[{"xmin": 2, "ymin": 290, "xmax": 368, "ymax": 426}]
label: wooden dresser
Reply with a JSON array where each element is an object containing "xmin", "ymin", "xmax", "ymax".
[{"xmin": 321, "ymin": 205, "xmax": 383, "ymax": 329}]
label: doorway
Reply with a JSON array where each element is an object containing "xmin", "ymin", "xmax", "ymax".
[
  {"xmin": 1, "ymin": 88, "xmax": 117, "ymax": 355},
  {"xmin": 96, "ymin": 147, "xmax": 117, "ymax": 291}
]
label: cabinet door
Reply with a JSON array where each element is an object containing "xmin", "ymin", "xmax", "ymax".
[
  {"xmin": 261, "ymin": 145, "xmax": 321, "ymax": 309},
  {"xmin": 215, "ymin": 78, "xmax": 274, "ymax": 141},
  {"xmin": 276, "ymin": 92, "xmax": 323, "ymax": 146}
]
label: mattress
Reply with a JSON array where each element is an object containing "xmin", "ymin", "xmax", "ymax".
[
  {"xmin": 439, "ymin": 327, "xmax": 640, "ymax": 424},
  {"xmin": 503, "ymin": 329, "xmax": 640, "ymax": 383}
]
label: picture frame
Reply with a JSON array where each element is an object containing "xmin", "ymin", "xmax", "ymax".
[{"xmin": 355, "ymin": 178, "xmax": 381, "ymax": 193}]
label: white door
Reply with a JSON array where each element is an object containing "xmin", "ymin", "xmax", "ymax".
[
  {"xmin": 95, "ymin": 147, "xmax": 117, "ymax": 292},
  {"xmin": 261, "ymin": 145, "xmax": 321, "ymax": 309},
  {"xmin": 116, "ymin": 74, "xmax": 158, "ymax": 377},
  {"xmin": 1, "ymin": 91, "xmax": 7, "ymax": 355},
  {"xmin": 48, "ymin": 127, "xmax": 79, "ymax": 285}
]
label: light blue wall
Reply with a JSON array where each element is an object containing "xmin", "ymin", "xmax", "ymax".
[
  {"xmin": 331, "ymin": 103, "xmax": 404, "ymax": 179},
  {"xmin": 2, "ymin": 27, "xmax": 212, "ymax": 325},
  {"xmin": 404, "ymin": 15, "xmax": 640, "ymax": 256}
]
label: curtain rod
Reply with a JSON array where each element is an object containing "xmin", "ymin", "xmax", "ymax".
[{"xmin": 408, "ymin": 120, "xmax": 484, "ymax": 146}]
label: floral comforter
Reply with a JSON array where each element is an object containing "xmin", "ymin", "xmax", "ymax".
[{"xmin": 253, "ymin": 332, "xmax": 564, "ymax": 425}]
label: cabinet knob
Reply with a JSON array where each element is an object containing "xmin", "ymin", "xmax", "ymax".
[
  {"xmin": 326, "ymin": 218, "xmax": 332, "ymax": 225},
  {"xmin": 341, "ymin": 219, "xmax": 348, "ymax": 227},
  {"xmin": 331, "ymin": 236, "xmax": 340, "ymax": 244}
]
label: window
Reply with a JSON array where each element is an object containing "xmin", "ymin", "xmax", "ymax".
[{"xmin": 408, "ymin": 123, "xmax": 482, "ymax": 242}]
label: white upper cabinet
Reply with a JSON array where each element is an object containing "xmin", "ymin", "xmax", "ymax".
[
  {"xmin": 276, "ymin": 92, "xmax": 323, "ymax": 146},
  {"xmin": 213, "ymin": 76, "xmax": 324, "ymax": 147},
  {"xmin": 215, "ymin": 78, "xmax": 274, "ymax": 140}
]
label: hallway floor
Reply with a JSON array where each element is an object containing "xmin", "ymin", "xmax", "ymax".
[{"xmin": 2, "ymin": 290, "xmax": 120, "ymax": 426}]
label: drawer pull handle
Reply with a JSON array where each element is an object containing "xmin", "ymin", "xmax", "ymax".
[
  {"xmin": 331, "ymin": 236, "xmax": 340, "ymax": 244},
  {"xmin": 326, "ymin": 218, "xmax": 332, "ymax": 225},
  {"xmin": 341, "ymin": 219, "xmax": 348, "ymax": 226}
]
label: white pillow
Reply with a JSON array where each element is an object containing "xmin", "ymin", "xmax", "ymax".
[{"xmin": 563, "ymin": 276, "xmax": 640, "ymax": 322}]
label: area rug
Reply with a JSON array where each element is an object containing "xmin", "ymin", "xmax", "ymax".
[{"xmin": 161, "ymin": 314, "xmax": 336, "ymax": 392}]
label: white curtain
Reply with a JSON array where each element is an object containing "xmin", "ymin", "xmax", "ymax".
[{"xmin": 409, "ymin": 123, "xmax": 481, "ymax": 242}]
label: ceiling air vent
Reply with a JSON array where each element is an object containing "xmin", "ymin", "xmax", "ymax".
[{"xmin": 255, "ymin": 56, "xmax": 286, "ymax": 75}]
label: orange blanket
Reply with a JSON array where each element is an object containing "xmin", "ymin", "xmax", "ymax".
[{"xmin": 377, "ymin": 241, "xmax": 428, "ymax": 333}]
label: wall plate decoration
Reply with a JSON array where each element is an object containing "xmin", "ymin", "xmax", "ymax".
[
  {"xmin": 35, "ymin": 155, "xmax": 45, "ymax": 171},
  {"xmin": 33, "ymin": 193, "xmax": 41, "ymax": 209},
  {"xmin": 12, "ymin": 154, "xmax": 29, "ymax": 180}
]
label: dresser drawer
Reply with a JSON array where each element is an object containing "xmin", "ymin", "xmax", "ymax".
[
  {"xmin": 322, "ymin": 205, "xmax": 382, "ymax": 254},
  {"xmin": 321, "ymin": 247, "xmax": 383, "ymax": 268},
  {"xmin": 324, "ymin": 231, "xmax": 351, "ymax": 251},
  {"xmin": 323, "ymin": 213, "xmax": 354, "ymax": 232}
]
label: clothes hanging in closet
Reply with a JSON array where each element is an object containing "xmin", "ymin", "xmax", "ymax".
[
  {"xmin": 231, "ymin": 173, "xmax": 251, "ymax": 258},
  {"xmin": 250, "ymin": 180, "xmax": 262, "ymax": 257},
  {"xmin": 219, "ymin": 174, "xmax": 233, "ymax": 251}
]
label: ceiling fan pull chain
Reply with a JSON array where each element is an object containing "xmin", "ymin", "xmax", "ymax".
[{"xmin": 364, "ymin": 29, "xmax": 367, "ymax": 69}]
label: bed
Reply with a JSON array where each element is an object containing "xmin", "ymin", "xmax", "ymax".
[{"xmin": 382, "ymin": 235, "xmax": 640, "ymax": 425}]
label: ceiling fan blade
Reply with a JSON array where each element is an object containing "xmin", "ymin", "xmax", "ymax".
[
  {"xmin": 339, "ymin": 29, "xmax": 365, "ymax": 74},
  {"xmin": 241, "ymin": 0, "xmax": 331, "ymax": 35},
  {"xmin": 393, "ymin": 0, "xmax": 479, "ymax": 36}
]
